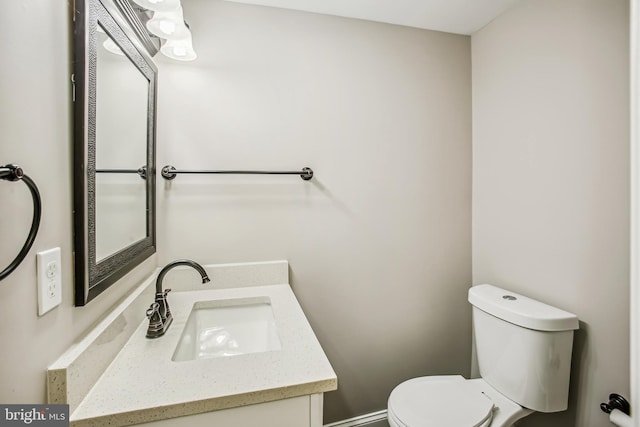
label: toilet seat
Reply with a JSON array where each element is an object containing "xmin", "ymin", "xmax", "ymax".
[{"xmin": 388, "ymin": 376, "xmax": 495, "ymax": 427}]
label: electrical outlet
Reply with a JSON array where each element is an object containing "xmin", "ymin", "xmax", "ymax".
[{"xmin": 37, "ymin": 248, "xmax": 62, "ymax": 316}]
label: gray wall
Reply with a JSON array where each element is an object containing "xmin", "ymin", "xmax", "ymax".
[
  {"xmin": 471, "ymin": 0, "xmax": 630, "ymax": 426},
  {"xmin": 156, "ymin": 0, "xmax": 472, "ymax": 422},
  {"xmin": 0, "ymin": 0, "xmax": 155, "ymax": 404},
  {"xmin": 0, "ymin": 2, "xmax": 630, "ymax": 427}
]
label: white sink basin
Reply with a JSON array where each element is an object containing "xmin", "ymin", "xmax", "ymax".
[{"xmin": 172, "ymin": 297, "xmax": 282, "ymax": 362}]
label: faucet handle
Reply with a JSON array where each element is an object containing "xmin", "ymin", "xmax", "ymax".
[
  {"xmin": 146, "ymin": 301, "xmax": 172, "ymax": 338},
  {"xmin": 146, "ymin": 302, "xmax": 161, "ymax": 319}
]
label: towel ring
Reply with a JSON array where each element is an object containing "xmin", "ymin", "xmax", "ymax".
[{"xmin": 0, "ymin": 164, "xmax": 42, "ymax": 281}]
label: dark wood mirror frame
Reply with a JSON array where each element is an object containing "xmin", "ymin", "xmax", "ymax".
[{"xmin": 72, "ymin": 0, "xmax": 157, "ymax": 305}]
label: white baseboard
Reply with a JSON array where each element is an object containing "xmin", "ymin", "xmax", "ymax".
[{"xmin": 324, "ymin": 410, "xmax": 388, "ymax": 427}]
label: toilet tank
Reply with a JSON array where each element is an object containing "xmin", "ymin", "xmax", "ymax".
[{"xmin": 468, "ymin": 284, "xmax": 579, "ymax": 413}]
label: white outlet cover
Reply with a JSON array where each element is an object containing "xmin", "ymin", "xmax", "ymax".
[{"xmin": 36, "ymin": 247, "xmax": 62, "ymax": 316}]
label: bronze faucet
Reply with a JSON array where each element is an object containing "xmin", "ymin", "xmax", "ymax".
[{"xmin": 146, "ymin": 259, "xmax": 210, "ymax": 338}]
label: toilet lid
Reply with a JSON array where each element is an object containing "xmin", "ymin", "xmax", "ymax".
[{"xmin": 388, "ymin": 377, "xmax": 495, "ymax": 427}]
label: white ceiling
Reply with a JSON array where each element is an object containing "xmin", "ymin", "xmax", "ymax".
[{"xmin": 222, "ymin": 0, "xmax": 522, "ymax": 35}]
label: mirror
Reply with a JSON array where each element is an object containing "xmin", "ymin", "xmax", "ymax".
[
  {"xmin": 73, "ymin": 0, "xmax": 157, "ymax": 305},
  {"xmin": 95, "ymin": 26, "xmax": 149, "ymax": 262}
]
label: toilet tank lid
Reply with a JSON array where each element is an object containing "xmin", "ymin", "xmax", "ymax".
[{"xmin": 468, "ymin": 284, "xmax": 579, "ymax": 331}]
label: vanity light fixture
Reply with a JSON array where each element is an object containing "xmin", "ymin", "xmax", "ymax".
[
  {"xmin": 130, "ymin": 0, "xmax": 197, "ymax": 61},
  {"xmin": 145, "ymin": 6, "xmax": 189, "ymax": 40}
]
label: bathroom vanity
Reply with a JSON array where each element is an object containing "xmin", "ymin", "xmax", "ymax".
[{"xmin": 48, "ymin": 261, "xmax": 337, "ymax": 426}]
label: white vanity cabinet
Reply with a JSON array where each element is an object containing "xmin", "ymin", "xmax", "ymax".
[{"xmin": 135, "ymin": 394, "xmax": 324, "ymax": 427}]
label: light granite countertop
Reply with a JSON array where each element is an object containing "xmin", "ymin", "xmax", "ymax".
[{"xmin": 48, "ymin": 262, "xmax": 337, "ymax": 427}]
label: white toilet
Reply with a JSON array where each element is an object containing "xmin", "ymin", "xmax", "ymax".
[{"xmin": 387, "ymin": 284, "xmax": 579, "ymax": 427}]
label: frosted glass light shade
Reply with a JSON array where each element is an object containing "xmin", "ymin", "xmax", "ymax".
[
  {"xmin": 146, "ymin": 8, "xmax": 189, "ymax": 40},
  {"xmin": 161, "ymin": 32, "xmax": 197, "ymax": 61},
  {"xmin": 131, "ymin": 0, "xmax": 180, "ymax": 13}
]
